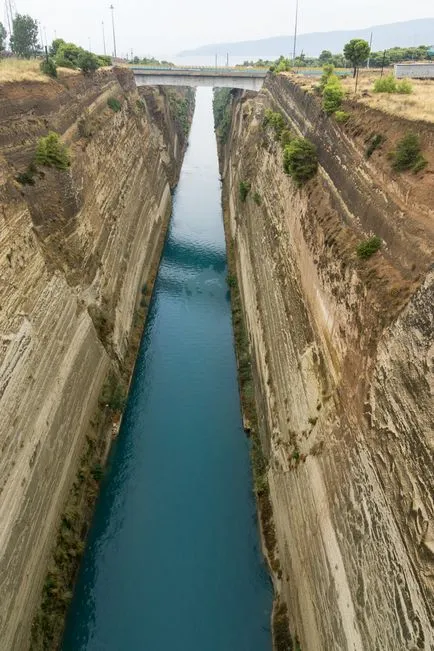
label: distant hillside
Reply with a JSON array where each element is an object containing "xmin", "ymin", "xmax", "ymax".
[{"xmin": 179, "ymin": 18, "xmax": 434, "ymax": 58}]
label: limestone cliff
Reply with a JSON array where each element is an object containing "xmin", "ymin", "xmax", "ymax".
[
  {"xmin": 218, "ymin": 76, "xmax": 433, "ymax": 650},
  {"xmin": 0, "ymin": 68, "xmax": 193, "ymax": 649}
]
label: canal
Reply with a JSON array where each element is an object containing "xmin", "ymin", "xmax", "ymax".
[{"xmin": 62, "ymin": 87, "xmax": 272, "ymax": 651}]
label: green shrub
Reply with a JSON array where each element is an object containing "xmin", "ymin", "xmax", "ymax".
[
  {"xmin": 356, "ymin": 236, "xmax": 382, "ymax": 259},
  {"xmin": 16, "ymin": 163, "xmax": 36, "ymax": 185},
  {"xmin": 412, "ymin": 157, "xmax": 428, "ymax": 173},
  {"xmin": 35, "ymin": 132, "xmax": 70, "ymax": 170},
  {"xmin": 40, "ymin": 57, "xmax": 57, "ymax": 78},
  {"xmin": 77, "ymin": 51, "xmax": 100, "ymax": 74},
  {"xmin": 391, "ymin": 133, "xmax": 427, "ymax": 172},
  {"xmin": 97, "ymin": 54, "xmax": 112, "ymax": 67},
  {"xmin": 253, "ymin": 191, "xmax": 262, "ymax": 205},
  {"xmin": 373, "ymin": 74, "xmax": 397, "ymax": 93},
  {"xmin": 396, "ymin": 79, "xmax": 413, "ymax": 94},
  {"xmin": 100, "ymin": 373, "xmax": 126, "ymax": 412},
  {"xmin": 320, "ymin": 63, "xmax": 335, "ymax": 90},
  {"xmin": 107, "ymin": 97, "xmax": 122, "ymax": 112},
  {"xmin": 227, "ymin": 273, "xmax": 237, "ymax": 288},
  {"xmin": 273, "ymin": 600, "xmax": 293, "ymax": 651},
  {"xmin": 373, "ymin": 75, "xmax": 413, "ymax": 95},
  {"xmin": 283, "ymin": 137, "xmax": 318, "ymax": 186},
  {"xmin": 275, "ymin": 57, "xmax": 291, "ymax": 73},
  {"xmin": 55, "ymin": 42, "xmax": 82, "ymax": 69},
  {"xmin": 322, "ymin": 75, "xmax": 344, "ymax": 114},
  {"xmin": 91, "ymin": 463, "xmax": 104, "ymax": 482},
  {"xmin": 280, "ymin": 128, "xmax": 293, "ymax": 146},
  {"xmin": 334, "ymin": 110, "xmax": 350, "ymax": 123},
  {"xmin": 239, "ymin": 180, "xmax": 251, "ymax": 202},
  {"xmin": 365, "ymin": 134, "xmax": 384, "ymax": 158},
  {"xmin": 263, "ymin": 109, "xmax": 286, "ymax": 138}
]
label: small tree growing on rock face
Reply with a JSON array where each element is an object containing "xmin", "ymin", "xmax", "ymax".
[
  {"xmin": 283, "ymin": 137, "xmax": 318, "ymax": 186},
  {"xmin": 343, "ymin": 38, "xmax": 370, "ymax": 77}
]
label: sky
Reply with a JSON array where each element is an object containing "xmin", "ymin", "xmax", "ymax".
[{"xmin": 7, "ymin": 0, "xmax": 434, "ymax": 59}]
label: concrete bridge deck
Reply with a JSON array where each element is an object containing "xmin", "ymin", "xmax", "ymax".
[{"xmin": 131, "ymin": 66, "xmax": 267, "ymax": 90}]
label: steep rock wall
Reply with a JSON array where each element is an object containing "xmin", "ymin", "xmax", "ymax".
[
  {"xmin": 219, "ymin": 77, "xmax": 433, "ymax": 650},
  {"xmin": 0, "ymin": 69, "xmax": 193, "ymax": 649}
]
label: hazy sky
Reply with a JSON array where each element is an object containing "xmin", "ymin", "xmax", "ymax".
[{"xmin": 12, "ymin": 0, "xmax": 434, "ymax": 58}]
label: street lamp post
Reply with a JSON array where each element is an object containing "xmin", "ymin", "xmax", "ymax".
[
  {"xmin": 292, "ymin": 0, "xmax": 299, "ymax": 66},
  {"xmin": 102, "ymin": 20, "xmax": 106, "ymax": 56},
  {"xmin": 110, "ymin": 4, "xmax": 117, "ymax": 59}
]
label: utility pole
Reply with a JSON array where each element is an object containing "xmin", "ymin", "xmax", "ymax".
[
  {"xmin": 88, "ymin": 36, "xmax": 92, "ymax": 52},
  {"xmin": 102, "ymin": 20, "xmax": 106, "ymax": 56},
  {"xmin": 292, "ymin": 0, "xmax": 299, "ymax": 66},
  {"xmin": 4, "ymin": 0, "xmax": 16, "ymax": 36},
  {"xmin": 110, "ymin": 4, "xmax": 117, "ymax": 59},
  {"xmin": 215, "ymin": 53, "xmax": 217, "ymax": 69},
  {"xmin": 226, "ymin": 52, "xmax": 229, "ymax": 67},
  {"xmin": 367, "ymin": 31, "xmax": 373, "ymax": 69}
]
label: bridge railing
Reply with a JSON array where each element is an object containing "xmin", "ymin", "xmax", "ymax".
[{"xmin": 130, "ymin": 65, "xmax": 268, "ymax": 76}]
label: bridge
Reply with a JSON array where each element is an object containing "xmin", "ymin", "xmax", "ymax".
[{"xmin": 131, "ymin": 66, "xmax": 267, "ymax": 91}]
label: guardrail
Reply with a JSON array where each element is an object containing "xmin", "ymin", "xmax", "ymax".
[{"xmin": 130, "ymin": 65, "xmax": 268, "ymax": 76}]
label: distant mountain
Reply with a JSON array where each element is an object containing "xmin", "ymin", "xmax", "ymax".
[{"xmin": 179, "ymin": 18, "xmax": 434, "ymax": 58}]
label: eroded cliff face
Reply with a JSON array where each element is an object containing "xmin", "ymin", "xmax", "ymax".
[
  {"xmin": 219, "ymin": 77, "xmax": 433, "ymax": 650},
  {"xmin": 0, "ymin": 68, "xmax": 193, "ymax": 649}
]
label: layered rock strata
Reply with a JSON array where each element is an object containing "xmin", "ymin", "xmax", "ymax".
[
  {"xmin": 0, "ymin": 68, "xmax": 193, "ymax": 649},
  {"xmin": 219, "ymin": 76, "xmax": 434, "ymax": 650}
]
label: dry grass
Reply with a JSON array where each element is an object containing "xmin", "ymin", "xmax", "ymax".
[
  {"xmin": 341, "ymin": 71, "xmax": 434, "ymax": 124},
  {"xmin": 0, "ymin": 58, "xmax": 47, "ymax": 83},
  {"xmin": 0, "ymin": 57, "xmax": 79, "ymax": 84},
  {"xmin": 286, "ymin": 69, "xmax": 434, "ymax": 124}
]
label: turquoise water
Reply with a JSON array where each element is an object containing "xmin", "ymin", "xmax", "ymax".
[{"xmin": 62, "ymin": 88, "xmax": 272, "ymax": 651}]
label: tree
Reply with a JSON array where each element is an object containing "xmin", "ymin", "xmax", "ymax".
[
  {"xmin": 49, "ymin": 38, "xmax": 65, "ymax": 57},
  {"xmin": 40, "ymin": 57, "xmax": 57, "ymax": 78},
  {"xmin": 55, "ymin": 42, "xmax": 82, "ymax": 68},
  {"xmin": 319, "ymin": 50, "xmax": 333, "ymax": 63},
  {"xmin": 10, "ymin": 14, "xmax": 39, "ymax": 58},
  {"xmin": 77, "ymin": 51, "xmax": 100, "ymax": 74},
  {"xmin": 0, "ymin": 22, "xmax": 6, "ymax": 52},
  {"xmin": 283, "ymin": 138, "xmax": 318, "ymax": 186},
  {"xmin": 343, "ymin": 38, "xmax": 370, "ymax": 77},
  {"xmin": 322, "ymin": 75, "xmax": 344, "ymax": 114}
]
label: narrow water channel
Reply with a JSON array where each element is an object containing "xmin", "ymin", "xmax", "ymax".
[{"xmin": 62, "ymin": 88, "xmax": 272, "ymax": 651}]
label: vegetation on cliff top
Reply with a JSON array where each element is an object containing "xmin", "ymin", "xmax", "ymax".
[
  {"xmin": 322, "ymin": 73, "xmax": 344, "ymax": 114},
  {"xmin": 373, "ymin": 74, "xmax": 413, "ymax": 94},
  {"xmin": 240, "ymin": 43, "xmax": 434, "ymax": 71}
]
